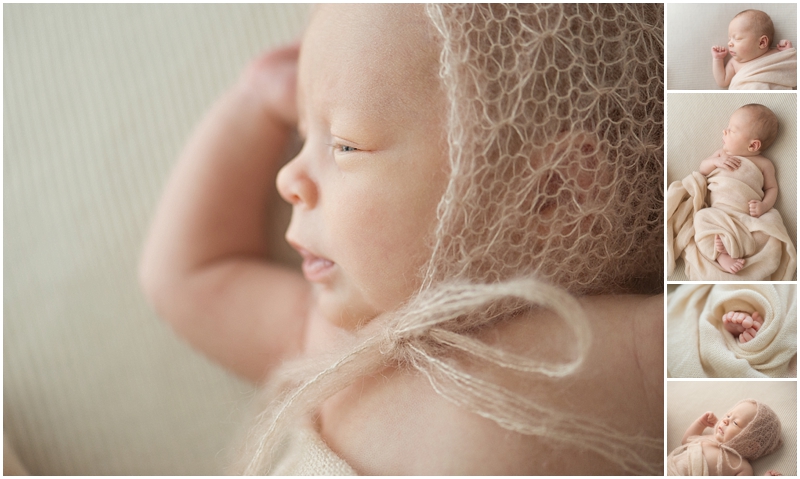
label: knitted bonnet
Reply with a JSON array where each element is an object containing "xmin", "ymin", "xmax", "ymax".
[
  {"xmin": 725, "ymin": 399, "xmax": 783, "ymax": 460},
  {"xmin": 238, "ymin": 5, "xmax": 664, "ymax": 475}
]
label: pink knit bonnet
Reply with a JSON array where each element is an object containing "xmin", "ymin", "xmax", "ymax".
[{"xmin": 724, "ymin": 399, "xmax": 783, "ymax": 460}]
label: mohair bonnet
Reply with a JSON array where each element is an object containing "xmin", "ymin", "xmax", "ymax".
[{"xmin": 237, "ymin": 4, "xmax": 664, "ymax": 475}]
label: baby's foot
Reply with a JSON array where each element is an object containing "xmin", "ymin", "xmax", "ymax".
[
  {"xmin": 716, "ymin": 253, "xmax": 745, "ymax": 274},
  {"xmin": 715, "ymin": 234, "xmax": 728, "ymax": 254},
  {"xmin": 722, "ymin": 311, "xmax": 763, "ymax": 343}
]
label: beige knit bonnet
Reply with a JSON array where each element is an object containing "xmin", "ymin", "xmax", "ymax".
[
  {"xmin": 725, "ymin": 399, "xmax": 783, "ymax": 460},
  {"xmin": 237, "ymin": 4, "xmax": 664, "ymax": 475}
]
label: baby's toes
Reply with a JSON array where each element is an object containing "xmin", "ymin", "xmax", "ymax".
[
  {"xmin": 740, "ymin": 329, "xmax": 756, "ymax": 343},
  {"xmin": 741, "ymin": 316, "xmax": 753, "ymax": 329},
  {"xmin": 751, "ymin": 312, "xmax": 763, "ymax": 329},
  {"xmin": 732, "ymin": 259, "xmax": 745, "ymax": 273},
  {"xmin": 733, "ymin": 312, "xmax": 747, "ymax": 324}
]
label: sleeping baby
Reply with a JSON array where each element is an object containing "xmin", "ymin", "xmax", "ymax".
[
  {"xmin": 667, "ymin": 102, "xmax": 797, "ymax": 281},
  {"xmin": 697, "ymin": 104, "xmax": 779, "ymax": 275},
  {"xmin": 711, "ymin": 9, "xmax": 796, "ymax": 90},
  {"xmin": 668, "ymin": 399, "xmax": 783, "ymax": 475}
]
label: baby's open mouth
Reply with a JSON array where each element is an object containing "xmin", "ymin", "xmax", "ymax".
[{"xmin": 289, "ymin": 241, "xmax": 336, "ymax": 282}]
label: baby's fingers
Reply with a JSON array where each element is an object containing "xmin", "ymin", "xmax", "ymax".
[{"xmin": 705, "ymin": 412, "xmax": 718, "ymax": 425}]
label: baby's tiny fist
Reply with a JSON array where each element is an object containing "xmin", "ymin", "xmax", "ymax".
[
  {"xmin": 711, "ymin": 46, "xmax": 728, "ymax": 59},
  {"xmin": 749, "ymin": 200, "xmax": 765, "ymax": 218},
  {"xmin": 776, "ymin": 40, "xmax": 793, "ymax": 51}
]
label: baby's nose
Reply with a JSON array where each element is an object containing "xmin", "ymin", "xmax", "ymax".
[{"xmin": 276, "ymin": 154, "xmax": 318, "ymax": 209}]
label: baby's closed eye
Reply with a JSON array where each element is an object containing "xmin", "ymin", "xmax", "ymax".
[{"xmin": 330, "ymin": 143, "xmax": 360, "ymax": 153}]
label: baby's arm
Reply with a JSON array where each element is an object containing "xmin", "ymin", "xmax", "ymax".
[
  {"xmin": 776, "ymin": 40, "xmax": 793, "ymax": 51},
  {"xmin": 139, "ymin": 44, "xmax": 310, "ymax": 383},
  {"xmin": 699, "ymin": 149, "xmax": 741, "ymax": 175},
  {"xmin": 711, "ymin": 46, "xmax": 736, "ymax": 87},
  {"xmin": 682, "ymin": 411, "xmax": 717, "ymax": 445},
  {"xmin": 749, "ymin": 159, "xmax": 778, "ymax": 218}
]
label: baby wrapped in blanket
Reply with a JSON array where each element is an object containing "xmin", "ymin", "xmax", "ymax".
[
  {"xmin": 667, "ymin": 104, "xmax": 796, "ymax": 281},
  {"xmin": 711, "ymin": 9, "xmax": 796, "ymax": 90}
]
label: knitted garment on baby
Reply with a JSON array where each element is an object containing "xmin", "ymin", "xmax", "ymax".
[
  {"xmin": 238, "ymin": 5, "xmax": 664, "ymax": 475},
  {"xmin": 667, "ymin": 439, "xmax": 709, "ymax": 476},
  {"xmin": 725, "ymin": 399, "xmax": 783, "ymax": 460}
]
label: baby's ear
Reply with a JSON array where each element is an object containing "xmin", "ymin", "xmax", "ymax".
[
  {"xmin": 748, "ymin": 139, "xmax": 762, "ymax": 152},
  {"xmin": 759, "ymin": 35, "xmax": 770, "ymax": 50}
]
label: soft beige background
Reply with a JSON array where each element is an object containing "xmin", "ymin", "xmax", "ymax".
[
  {"xmin": 667, "ymin": 381, "xmax": 797, "ymax": 475},
  {"xmin": 667, "ymin": 92, "xmax": 797, "ymax": 281},
  {"xmin": 4, "ymin": 5, "xmax": 309, "ymax": 475},
  {"xmin": 667, "ymin": 3, "xmax": 797, "ymax": 90}
]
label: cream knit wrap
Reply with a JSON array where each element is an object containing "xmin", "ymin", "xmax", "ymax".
[
  {"xmin": 236, "ymin": 4, "xmax": 664, "ymax": 475},
  {"xmin": 668, "ymin": 284, "xmax": 797, "ymax": 378}
]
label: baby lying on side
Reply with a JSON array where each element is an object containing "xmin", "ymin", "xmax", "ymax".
[
  {"xmin": 668, "ymin": 399, "xmax": 783, "ymax": 475},
  {"xmin": 698, "ymin": 104, "xmax": 779, "ymax": 274},
  {"xmin": 711, "ymin": 9, "xmax": 796, "ymax": 90}
]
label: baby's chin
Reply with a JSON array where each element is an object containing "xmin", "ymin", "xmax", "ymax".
[{"xmin": 312, "ymin": 284, "xmax": 383, "ymax": 331}]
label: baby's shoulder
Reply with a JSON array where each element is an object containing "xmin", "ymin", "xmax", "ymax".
[
  {"xmin": 317, "ymin": 294, "xmax": 663, "ymax": 474},
  {"xmin": 750, "ymin": 154, "xmax": 776, "ymax": 173}
]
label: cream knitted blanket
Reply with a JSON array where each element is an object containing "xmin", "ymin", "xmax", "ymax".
[
  {"xmin": 667, "ymin": 158, "xmax": 796, "ymax": 281},
  {"xmin": 729, "ymin": 48, "xmax": 797, "ymax": 90},
  {"xmin": 270, "ymin": 421, "xmax": 357, "ymax": 476},
  {"xmin": 667, "ymin": 438, "xmax": 709, "ymax": 476},
  {"xmin": 667, "ymin": 284, "xmax": 797, "ymax": 378}
]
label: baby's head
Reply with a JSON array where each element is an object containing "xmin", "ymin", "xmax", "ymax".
[
  {"xmin": 727, "ymin": 10, "xmax": 775, "ymax": 62},
  {"xmin": 278, "ymin": 4, "xmax": 664, "ymax": 328},
  {"xmin": 715, "ymin": 399, "xmax": 783, "ymax": 460},
  {"xmin": 723, "ymin": 104, "xmax": 779, "ymax": 156}
]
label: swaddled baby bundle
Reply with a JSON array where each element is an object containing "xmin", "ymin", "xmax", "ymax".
[
  {"xmin": 668, "ymin": 284, "xmax": 796, "ymax": 378},
  {"xmin": 667, "ymin": 157, "xmax": 796, "ymax": 281}
]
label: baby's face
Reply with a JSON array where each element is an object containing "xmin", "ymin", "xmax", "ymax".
[
  {"xmin": 722, "ymin": 108, "xmax": 758, "ymax": 156},
  {"xmin": 714, "ymin": 401, "xmax": 757, "ymax": 443},
  {"xmin": 727, "ymin": 15, "xmax": 768, "ymax": 63},
  {"xmin": 277, "ymin": 4, "xmax": 448, "ymax": 329}
]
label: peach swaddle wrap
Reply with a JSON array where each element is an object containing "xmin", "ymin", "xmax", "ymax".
[
  {"xmin": 667, "ymin": 439, "xmax": 709, "ymax": 476},
  {"xmin": 729, "ymin": 48, "xmax": 797, "ymax": 90},
  {"xmin": 667, "ymin": 157, "xmax": 796, "ymax": 281},
  {"xmin": 668, "ymin": 284, "xmax": 797, "ymax": 378}
]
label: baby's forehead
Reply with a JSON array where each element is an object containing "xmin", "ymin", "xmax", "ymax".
[
  {"xmin": 729, "ymin": 13, "xmax": 756, "ymax": 31},
  {"xmin": 729, "ymin": 401, "xmax": 757, "ymax": 415}
]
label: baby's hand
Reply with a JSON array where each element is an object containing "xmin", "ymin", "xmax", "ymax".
[
  {"xmin": 749, "ymin": 200, "xmax": 768, "ymax": 218},
  {"xmin": 699, "ymin": 411, "xmax": 718, "ymax": 428},
  {"xmin": 715, "ymin": 155, "xmax": 741, "ymax": 171},
  {"xmin": 238, "ymin": 42, "xmax": 300, "ymax": 128},
  {"xmin": 776, "ymin": 40, "xmax": 793, "ymax": 51},
  {"xmin": 711, "ymin": 45, "xmax": 729, "ymax": 59},
  {"xmin": 765, "ymin": 470, "xmax": 783, "ymax": 476}
]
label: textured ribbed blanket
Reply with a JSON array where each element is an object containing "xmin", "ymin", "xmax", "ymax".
[{"xmin": 668, "ymin": 284, "xmax": 797, "ymax": 378}]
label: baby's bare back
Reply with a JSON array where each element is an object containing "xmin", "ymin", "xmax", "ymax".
[{"xmin": 314, "ymin": 294, "xmax": 664, "ymax": 474}]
